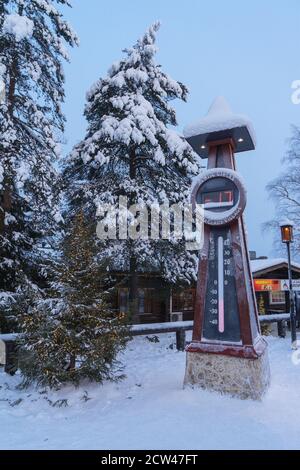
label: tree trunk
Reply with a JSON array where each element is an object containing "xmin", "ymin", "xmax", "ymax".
[
  {"xmin": 129, "ymin": 255, "xmax": 139, "ymax": 323},
  {"xmin": 0, "ymin": 178, "xmax": 12, "ymax": 234},
  {"xmin": 128, "ymin": 148, "xmax": 139, "ymax": 323},
  {"xmin": 0, "ymin": 56, "xmax": 17, "ymax": 236},
  {"xmin": 67, "ymin": 355, "xmax": 76, "ymax": 371},
  {"xmin": 7, "ymin": 63, "xmax": 16, "ymax": 118}
]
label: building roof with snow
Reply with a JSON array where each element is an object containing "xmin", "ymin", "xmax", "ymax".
[
  {"xmin": 251, "ymin": 258, "xmax": 300, "ymax": 277},
  {"xmin": 183, "ymin": 96, "xmax": 256, "ymax": 158}
]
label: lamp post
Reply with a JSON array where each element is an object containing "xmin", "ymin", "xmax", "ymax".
[{"xmin": 280, "ymin": 221, "xmax": 298, "ymax": 349}]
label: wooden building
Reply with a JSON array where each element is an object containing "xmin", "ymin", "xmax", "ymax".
[
  {"xmin": 251, "ymin": 257, "xmax": 300, "ymax": 316},
  {"xmin": 115, "ymin": 256, "xmax": 300, "ymax": 324}
]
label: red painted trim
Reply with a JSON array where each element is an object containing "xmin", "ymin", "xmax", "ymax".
[
  {"xmin": 185, "ymin": 336, "xmax": 268, "ymax": 359},
  {"xmin": 192, "ymin": 224, "xmax": 210, "ymax": 342}
]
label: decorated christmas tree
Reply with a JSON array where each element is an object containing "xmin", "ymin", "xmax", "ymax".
[{"xmin": 20, "ymin": 210, "xmax": 129, "ymax": 389}]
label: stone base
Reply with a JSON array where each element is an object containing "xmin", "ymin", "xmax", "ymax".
[{"xmin": 184, "ymin": 348, "xmax": 270, "ymax": 401}]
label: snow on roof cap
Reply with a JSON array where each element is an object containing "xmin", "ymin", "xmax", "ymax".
[
  {"xmin": 279, "ymin": 218, "xmax": 294, "ymax": 227},
  {"xmin": 183, "ymin": 96, "xmax": 256, "ymax": 152}
]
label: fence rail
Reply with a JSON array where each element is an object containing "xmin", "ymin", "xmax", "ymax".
[
  {"xmin": 131, "ymin": 314, "xmax": 291, "ymax": 351},
  {"xmin": 0, "ymin": 313, "xmax": 293, "ymax": 374}
]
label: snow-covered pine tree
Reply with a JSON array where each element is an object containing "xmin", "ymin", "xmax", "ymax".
[
  {"xmin": 64, "ymin": 22, "xmax": 201, "ymax": 322},
  {"xmin": 20, "ymin": 210, "xmax": 129, "ymax": 389},
  {"xmin": 0, "ymin": 1, "xmax": 78, "ymax": 331}
]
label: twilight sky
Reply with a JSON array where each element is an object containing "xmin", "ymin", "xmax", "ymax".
[{"xmin": 62, "ymin": 0, "xmax": 300, "ymax": 257}]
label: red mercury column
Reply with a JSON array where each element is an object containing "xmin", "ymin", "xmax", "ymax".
[{"xmin": 183, "ymin": 97, "xmax": 270, "ymax": 400}]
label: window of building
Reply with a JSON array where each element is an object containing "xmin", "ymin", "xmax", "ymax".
[
  {"xmin": 119, "ymin": 288, "xmax": 129, "ymax": 313},
  {"xmin": 138, "ymin": 289, "xmax": 154, "ymax": 314},
  {"xmin": 269, "ymin": 291, "xmax": 286, "ymax": 305},
  {"xmin": 172, "ymin": 289, "xmax": 195, "ymax": 312},
  {"xmin": 118, "ymin": 288, "xmax": 154, "ymax": 315}
]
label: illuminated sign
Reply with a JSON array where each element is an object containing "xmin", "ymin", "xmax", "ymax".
[
  {"xmin": 203, "ymin": 190, "xmax": 234, "ymax": 209},
  {"xmin": 254, "ymin": 279, "xmax": 300, "ymax": 291},
  {"xmin": 254, "ymin": 279, "xmax": 280, "ymax": 292}
]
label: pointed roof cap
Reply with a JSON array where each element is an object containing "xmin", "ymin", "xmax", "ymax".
[
  {"xmin": 206, "ymin": 96, "xmax": 232, "ymax": 116},
  {"xmin": 183, "ymin": 96, "xmax": 256, "ymax": 158}
]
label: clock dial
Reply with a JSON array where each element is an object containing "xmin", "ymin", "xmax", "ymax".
[
  {"xmin": 193, "ymin": 169, "xmax": 246, "ymax": 227},
  {"xmin": 197, "ymin": 177, "xmax": 238, "ymax": 212},
  {"xmin": 203, "ymin": 189, "xmax": 234, "ymax": 210}
]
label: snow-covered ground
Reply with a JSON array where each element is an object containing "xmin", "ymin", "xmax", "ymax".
[{"xmin": 0, "ymin": 333, "xmax": 300, "ymax": 450}]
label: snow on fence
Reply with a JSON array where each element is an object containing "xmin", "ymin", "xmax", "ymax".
[
  {"xmin": 0, "ymin": 334, "xmax": 19, "ymax": 375},
  {"xmin": 131, "ymin": 320, "xmax": 194, "ymax": 351},
  {"xmin": 0, "ymin": 314, "xmax": 292, "ymax": 374},
  {"xmin": 131, "ymin": 314, "xmax": 291, "ymax": 351}
]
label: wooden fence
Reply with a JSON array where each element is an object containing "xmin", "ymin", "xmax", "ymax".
[{"xmin": 0, "ymin": 314, "xmax": 292, "ymax": 374}]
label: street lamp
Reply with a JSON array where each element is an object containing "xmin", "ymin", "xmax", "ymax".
[
  {"xmin": 281, "ymin": 223, "xmax": 294, "ymax": 243},
  {"xmin": 280, "ymin": 220, "xmax": 297, "ymax": 349}
]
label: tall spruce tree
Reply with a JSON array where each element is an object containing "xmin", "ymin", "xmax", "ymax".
[
  {"xmin": 0, "ymin": 1, "xmax": 78, "ymax": 330},
  {"xmin": 64, "ymin": 23, "xmax": 201, "ymax": 321},
  {"xmin": 20, "ymin": 210, "xmax": 129, "ymax": 389}
]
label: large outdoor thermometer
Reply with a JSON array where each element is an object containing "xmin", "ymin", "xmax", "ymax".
[
  {"xmin": 187, "ymin": 143, "xmax": 265, "ymax": 360},
  {"xmin": 183, "ymin": 97, "xmax": 270, "ymax": 399},
  {"xmin": 193, "ymin": 168, "xmax": 246, "ymax": 344}
]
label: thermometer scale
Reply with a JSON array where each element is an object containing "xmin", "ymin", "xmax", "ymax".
[
  {"xmin": 217, "ymin": 236, "xmax": 224, "ymax": 334},
  {"xmin": 202, "ymin": 226, "xmax": 241, "ymax": 343}
]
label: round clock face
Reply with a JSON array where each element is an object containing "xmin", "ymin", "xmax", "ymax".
[{"xmin": 192, "ymin": 168, "xmax": 247, "ymax": 226}]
